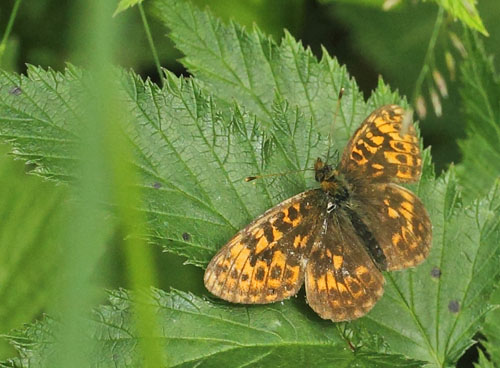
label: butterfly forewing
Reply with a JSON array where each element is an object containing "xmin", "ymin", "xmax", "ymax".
[
  {"xmin": 305, "ymin": 214, "xmax": 385, "ymax": 322},
  {"xmin": 340, "ymin": 105, "xmax": 422, "ymax": 183},
  {"xmin": 204, "ymin": 190, "xmax": 324, "ymax": 304}
]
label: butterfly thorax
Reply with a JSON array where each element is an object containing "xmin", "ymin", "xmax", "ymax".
[{"xmin": 314, "ymin": 156, "xmax": 388, "ymax": 269}]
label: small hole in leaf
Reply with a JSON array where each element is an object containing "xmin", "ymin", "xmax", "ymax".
[
  {"xmin": 9, "ymin": 86, "xmax": 22, "ymax": 96},
  {"xmin": 448, "ymin": 300, "xmax": 460, "ymax": 313},
  {"xmin": 430, "ymin": 266, "xmax": 441, "ymax": 278}
]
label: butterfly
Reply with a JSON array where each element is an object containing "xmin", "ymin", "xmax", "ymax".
[{"xmin": 204, "ymin": 105, "xmax": 432, "ymax": 321}]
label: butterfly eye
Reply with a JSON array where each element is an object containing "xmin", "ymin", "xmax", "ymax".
[{"xmin": 315, "ymin": 171, "xmax": 323, "ymax": 183}]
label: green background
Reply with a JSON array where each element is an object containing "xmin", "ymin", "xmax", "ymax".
[{"xmin": 1, "ymin": 0, "xmax": 499, "ymax": 366}]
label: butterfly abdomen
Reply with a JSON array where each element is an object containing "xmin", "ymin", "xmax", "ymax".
[{"xmin": 343, "ymin": 206, "xmax": 387, "ymax": 270}]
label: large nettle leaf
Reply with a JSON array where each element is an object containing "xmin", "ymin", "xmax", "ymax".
[
  {"xmin": 152, "ymin": 0, "xmax": 404, "ymax": 142},
  {"xmin": 0, "ymin": 66, "xmax": 421, "ymax": 367},
  {"xmin": 0, "ymin": 0, "xmax": 499, "ymax": 366}
]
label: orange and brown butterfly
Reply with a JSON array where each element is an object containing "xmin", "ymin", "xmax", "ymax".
[{"xmin": 203, "ymin": 104, "xmax": 432, "ymax": 322}]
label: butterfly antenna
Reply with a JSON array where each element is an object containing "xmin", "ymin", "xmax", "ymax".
[
  {"xmin": 325, "ymin": 87, "xmax": 345, "ymax": 163},
  {"xmin": 245, "ymin": 168, "xmax": 314, "ymax": 182}
]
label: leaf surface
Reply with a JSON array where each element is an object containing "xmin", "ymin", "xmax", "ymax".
[
  {"xmin": 427, "ymin": 0, "xmax": 488, "ymax": 35},
  {"xmin": 456, "ymin": 30, "xmax": 500, "ymax": 200},
  {"xmin": 114, "ymin": 0, "xmax": 144, "ymax": 16},
  {"xmin": 1, "ymin": 289, "xmax": 423, "ymax": 368}
]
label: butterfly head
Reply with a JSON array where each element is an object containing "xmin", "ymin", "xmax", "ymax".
[{"xmin": 314, "ymin": 157, "xmax": 344, "ymax": 195}]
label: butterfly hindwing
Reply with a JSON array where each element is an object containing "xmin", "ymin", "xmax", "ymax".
[
  {"xmin": 305, "ymin": 214, "xmax": 385, "ymax": 322},
  {"xmin": 355, "ymin": 183, "xmax": 432, "ymax": 271},
  {"xmin": 340, "ymin": 105, "xmax": 422, "ymax": 183},
  {"xmin": 204, "ymin": 190, "xmax": 323, "ymax": 304}
]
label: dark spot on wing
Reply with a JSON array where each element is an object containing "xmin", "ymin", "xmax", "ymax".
[
  {"xmin": 288, "ymin": 205, "xmax": 298, "ymax": 220},
  {"xmin": 263, "ymin": 224, "xmax": 274, "ymax": 242},
  {"xmin": 284, "ymin": 267, "xmax": 294, "ymax": 279},
  {"xmin": 352, "ymin": 151, "xmax": 363, "ymax": 161},
  {"xmin": 255, "ymin": 267, "xmax": 265, "ymax": 281},
  {"xmin": 270, "ymin": 265, "xmax": 282, "ymax": 279},
  {"xmin": 349, "ymin": 281, "xmax": 361, "ymax": 293},
  {"xmin": 396, "ymin": 154, "xmax": 407, "ymax": 164}
]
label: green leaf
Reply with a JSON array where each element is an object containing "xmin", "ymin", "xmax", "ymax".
[
  {"xmin": 456, "ymin": 30, "xmax": 500, "ymax": 200},
  {"xmin": 482, "ymin": 285, "xmax": 500, "ymax": 365},
  {"xmin": 483, "ymin": 311, "xmax": 500, "ymax": 366},
  {"xmin": 426, "ymin": 0, "xmax": 488, "ymax": 36},
  {"xmin": 0, "ymin": 147, "xmax": 66, "ymax": 359},
  {"xmin": 1, "ymin": 289, "xmax": 423, "ymax": 368},
  {"xmin": 474, "ymin": 350, "xmax": 496, "ymax": 368},
  {"xmin": 152, "ymin": 0, "xmax": 406, "ymax": 151},
  {"xmin": 0, "ymin": 66, "xmax": 80, "ymax": 181},
  {"xmin": 114, "ymin": 0, "xmax": 144, "ymax": 16}
]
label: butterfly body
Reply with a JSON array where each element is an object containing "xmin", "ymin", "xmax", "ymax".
[{"xmin": 204, "ymin": 105, "xmax": 432, "ymax": 321}]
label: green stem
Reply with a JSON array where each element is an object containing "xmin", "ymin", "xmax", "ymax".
[
  {"xmin": 412, "ymin": 6, "xmax": 444, "ymax": 103},
  {"xmin": 139, "ymin": 3, "xmax": 163, "ymax": 86},
  {"xmin": 0, "ymin": 0, "xmax": 22, "ymax": 66}
]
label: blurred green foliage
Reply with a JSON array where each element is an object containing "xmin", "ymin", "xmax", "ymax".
[
  {"xmin": 1, "ymin": 0, "xmax": 500, "ymax": 366},
  {"xmin": 0, "ymin": 145, "xmax": 67, "ymax": 359}
]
